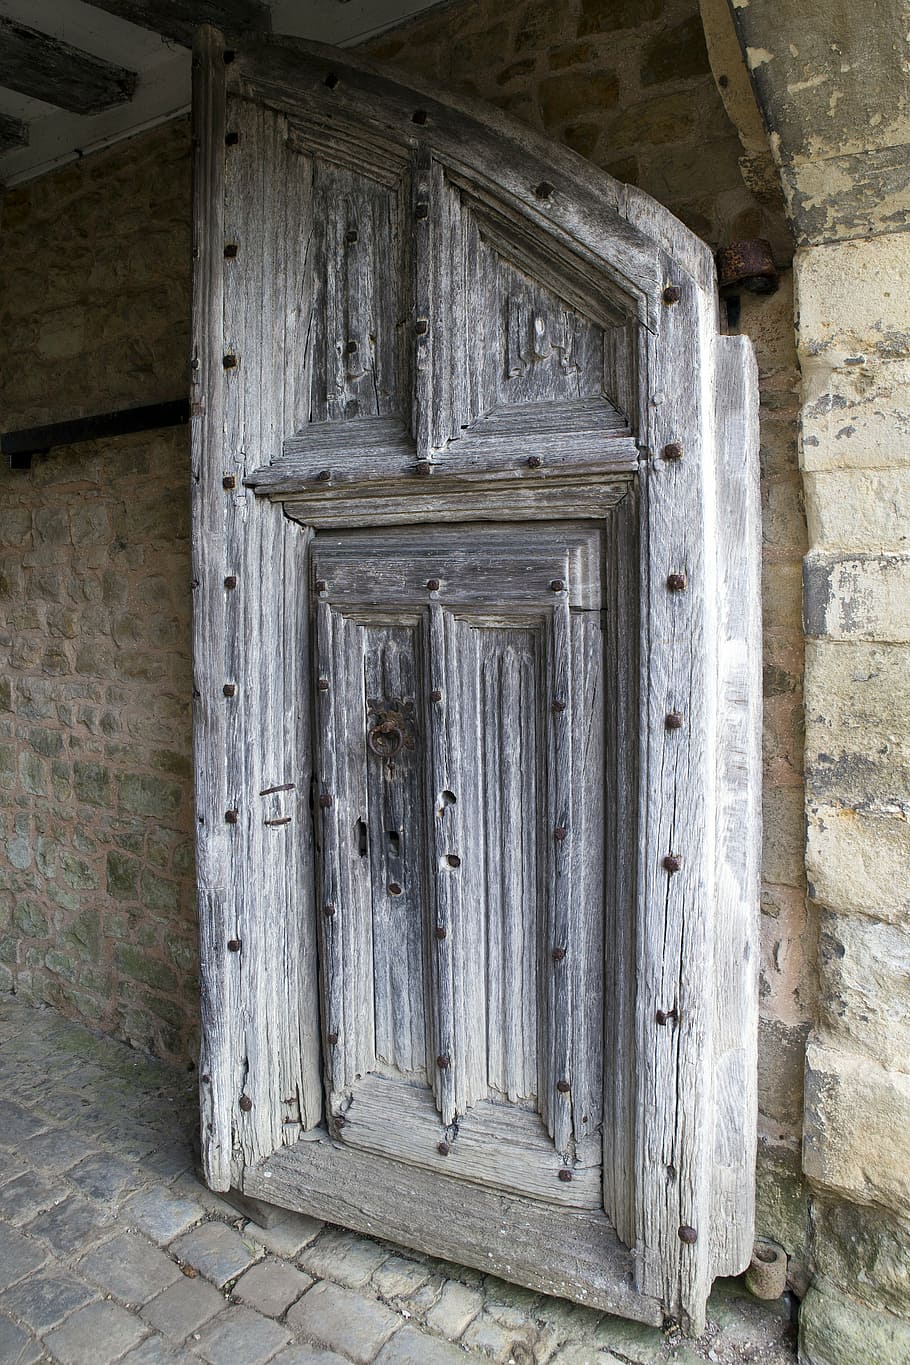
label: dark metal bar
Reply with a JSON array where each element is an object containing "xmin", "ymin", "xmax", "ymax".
[{"xmin": 3, "ymin": 399, "xmax": 190, "ymax": 471}]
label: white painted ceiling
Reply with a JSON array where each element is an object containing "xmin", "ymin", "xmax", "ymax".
[{"xmin": 0, "ymin": 0, "xmax": 442, "ymax": 185}]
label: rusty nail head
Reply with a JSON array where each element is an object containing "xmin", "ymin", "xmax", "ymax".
[
  {"xmin": 223, "ymin": 353, "xmax": 238, "ymax": 369},
  {"xmin": 225, "ymin": 809, "xmax": 238, "ymax": 824},
  {"xmin": 436, "ymin": 1054, "xmax": 451, "ymax": 1069},
  {"xmin": 663, "ymin": 853, "xmax": 682, "ymax": 873},
  {"xmin": 388, "ymin": 881, "xmax": 402, "ymax": 895},
  {"xmin": 550, "ymin": 578, "xmax": 565, "ymax": 593},
  {"xmin": 552, "ymin": 699, "xmax": 566, "ymax": 713},
  {"xmin": 527, "ymin": 455, "xmax": 542, "ymax": 468},
  {"xmin": 558, "ymin": 1168, "xmax": 573, "ymax": 1182},
  {"xmin": 224, "ymin": 575, "xmax": 237, "ymax": 589},
  {"xmin": 662, "ymin": 442, "xmax": 683, "ymax": 461},
  {"xmin": 663, "ymin": 284, "xmax": 681, "ymax": 305},
  {"xmin": 667, "ymin": 572, "xmax": 687, "ymax": 592},
  {"xmin": 554, "ymin": 826, "xmax": 568, "ymax": 842},
  {"xmin": 679, "ymin": 1225, "xmax": 698, "ymax": 1244},
  {"xmin": 415, "ymin": 318, "xmax": 429, "ymax": 335},
  {"xmin": 319, "ymin": 793, "xmax": 334, "ymax": 809},
  {"xmin": 318, "ymin": 677, "xmax": 330, "ymax": 691},
  {"xmin": 556, "ymin": 1079, "xmax": 570, "ymax": 1094},
  {"xmin": 222, "ymin": 474, "xmax": 236, "ymax": 490},
  {"xmin": 227, "ymin": 938, "xmax": 241, "ymax": 952},
  {"xmin": 335, "ymin": 1114, "xmax": 346, "ymax": 1128},
  {"xmin": 665, "ymin": 711, "xmax": 684, "ymax": 730},
  {"xmin": 437, "ymin": 1140, "xmax": 450, "ymax": 1155},
  {"xmin": 224, "ymin": 243, "xmax": 238, "ymax": 259},
  {"xmin": 431, "ymin": 688, "xmax": 442, "ymax": 703},
  {"xmin": 656, "ymin": 1007, "xmax": 677, "ymax": 1026},
  {"xmin": 327, "ymin": 1031, "xmax": 338, "ymax": 1044},
  {"xmin": 416, "ymin": 462, "xmax": 431, "ymax": 477},
  {"xmin": 323, "ymin": 902, "xmax": 336, "ymax": 917},
  {"xmin": 552, "ymin": 946, "xmax": 567, "ymax": 961},
  {"xmin": 427, "ymin": 578, "xmax": 440, "ymax": 591},
  {"xmin": 223, "ymin": 684, "xmax": 236, "ymax": 697},
  {"xmin": 316, "ymin": 470, "xmax": 331, "ymax": 483},
  {"xmin": 239, "ymin": 1094, "xmax": 252, "ymax": 1111},
  {"xmin": 435, "ymin": 925, "xmax": 447, "ymax": 940},
  {"xmin": 315, "ymin": 579, "xmax": 327, "ymax": 593}
]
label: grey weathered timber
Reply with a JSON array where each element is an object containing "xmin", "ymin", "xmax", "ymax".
[
  {"xmin": 85, "ymin": 0, "xmax": 270, "ymax": 46},
  {"xmin": 191, "ymin": 23, "xmax": 232, "ymax": 1195},
  {"xmin": 0, "ymin": 16, "xmax": 136, "ymax": 114},
  {"xmin": 192, "ymin": 27, "xmax": 761, "ymax": 1337},
  {"xmin": 710, "ymin": 336, "xmax": 761, "ymax": 1278},
  {"xmin": 243, "ymin": 1134, "xmax": 663, "ymax": 1326},
  {"xmin": 0, "ymin": 111, "xmax": 27, "ymax": 154}
]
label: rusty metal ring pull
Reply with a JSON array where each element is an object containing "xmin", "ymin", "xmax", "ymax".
[{"xmin": 368, "ymin": 721, "xmax": 404, "ymax": 758}]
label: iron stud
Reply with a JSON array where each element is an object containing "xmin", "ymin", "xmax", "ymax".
[
  {"xmin": 437, "ymin": 1140, "xmax": 450, "ymax": 1155},
  {"xmin": 222, "ymin": 474, "xmax": 236, "ymax": 490},
  {"xmin": 225, "ymin": 809, "xmax": 238, "ymax": 824},
  {"xmin": 223, "ymin": 684, "xmax": 236, "ymax": 697},
  {"xmin": 679, "ymin": 1225, "xmax": 698, "ymax": 1244},
  {"xmin": 663, "ymin": 284, "xmax": 681, "ymax": 305},
  {"xmin": 558, "ymin": 1168, "xmax": 573, "ymax": 1182},
  {"xmin": 665, "ymin": 711, "xmax": 684, "ymax": 730},
  {"xmin": 667, "ymin": 572, "xmax": 687, "ymax": 592},
  {"xmin": 663, "ymin": 853, "xmax": 682, "ymax": 873},
  {"xmin": 662, "ymin": 442, "xmax": 683, "ymax": 461},
  {"xmin": 227, "ymin": 939, "xmax": 241, "ymax": 952},
  {"xmin": 238, "ymin": 1094, "xmax": 252, "ymax": 1111},
  {"xmin": 436, "ymin": 1054, "xmax": 451, "ymax": 1069}
]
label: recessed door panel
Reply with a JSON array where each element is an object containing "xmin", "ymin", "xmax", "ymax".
[{"xmin": 311, "ymin": 522, "xmax": 605, "ymax": 1206}]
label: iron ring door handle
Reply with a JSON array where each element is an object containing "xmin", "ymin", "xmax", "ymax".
[{"xmin": 367, "ymin": 722, "xmax": 404, "ymax": 758}]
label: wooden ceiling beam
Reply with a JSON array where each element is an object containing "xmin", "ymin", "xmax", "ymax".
[
  {"xmin": 0, "ymin": 110, "xmax": 28, "ymax": 154},
  {"xmin": 83, "ymin": 1, "xmax": 272, "ymax": 48},
  {"xmin": 0, "ymin": 17, "xmax": 136, "ymax": 115}
]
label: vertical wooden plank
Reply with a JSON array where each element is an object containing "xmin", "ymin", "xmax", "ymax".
[
  {"xmin": 218, "ymin": 94, "xmax": 325, "ymax": 1171},
  {"xmin": 363, "ymin": 627, "xmax": 428, "ymax": 1075},
  {"xmin": 634, "ymin": 263, "xmax": 718, "ymax": 1331},
  {"xmin": 569, "ymin": 611, "xmax": 605, "ymax": 1156},
  {"xmin": 710, "ymin": 335, "xmax": 760, "ymax": 1278},
  {"xmin": 191, "ymin": 24, "xmax": 233, "ymax": 1193},
  {"xmin": 602, "ymin": 488, "xmax": 639, "ymax": 1247},
  {"xmin": 545, "ymin": 585, "xmax": 574, "ymax": 1160},
  {"xmin": 426, "ymin": 600, "xmax": 458, "ymax": 1123},
  {"xmin": 481, "ymin": 630, "xmax": 541, "ymax": 1104}
]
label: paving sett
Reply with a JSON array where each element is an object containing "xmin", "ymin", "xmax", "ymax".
[{"xmin": 0, "ymin": 995, "xmax": 798, "ymax": 1364}]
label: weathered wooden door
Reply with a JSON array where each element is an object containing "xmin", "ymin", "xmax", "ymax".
[{"xmin": 191, "ymin": 27, "xmax": 761, "ymax": 1333}]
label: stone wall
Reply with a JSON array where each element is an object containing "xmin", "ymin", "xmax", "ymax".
[
  {"xmin": 0, "ymin": 121, "xmax": 198, "ymax": 1062},
  {"xmin": 0, "ymin": 0, "xmax": 810, "ymax": 1289}
]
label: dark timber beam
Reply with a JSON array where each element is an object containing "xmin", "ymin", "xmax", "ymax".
[
  {"xmin": 83, "ymin": 1, "xmax": 271, "ymax": 47},
  {"xmin": 0, "ymin": 16, "xmax": 136, "ymax": 115},
  {"xmin": 0, "ymin": 110, "xmax": 27, "ymax": 153}
]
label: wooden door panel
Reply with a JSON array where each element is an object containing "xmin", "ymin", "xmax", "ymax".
[
  {"xmin": 192, "ymin": 29, "xmax": 761, "ymax": 1331},
  {"xmin": 312, "ymin": 522, "xmax": 606, "ymax": 1201}
]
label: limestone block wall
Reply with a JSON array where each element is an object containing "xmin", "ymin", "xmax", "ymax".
[
  {"xmin": 0, "ymin": 0, "xmax": 810, "ymax": 1284},
  {"xmin": 796, "ymin": 235, "xmax": 910, "ymax": 1354}
]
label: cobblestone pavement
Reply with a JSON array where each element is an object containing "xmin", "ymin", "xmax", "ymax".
[{"xmin": 0, "ymin": 997, "xmax": 797, "ymax": 1365}]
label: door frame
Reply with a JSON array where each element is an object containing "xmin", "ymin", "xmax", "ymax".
[{"xmin": 190, "ymin": 25, "xmax": 761, "ymax": 1332}]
